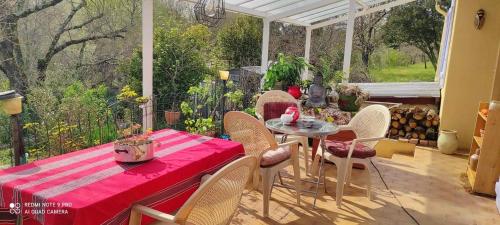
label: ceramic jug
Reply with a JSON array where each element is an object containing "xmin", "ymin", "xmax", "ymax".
[{"xmin": 437, "ymin": 130, "xmax": 459, "ymax": 154}]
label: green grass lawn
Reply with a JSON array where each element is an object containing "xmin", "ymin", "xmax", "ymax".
[{"xmin": 370, "ymin": 63, "xmax": 436, "ymax": 82}]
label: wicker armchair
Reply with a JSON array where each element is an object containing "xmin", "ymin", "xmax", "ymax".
[
  {"xmin": 224, "ymin": 111, "xmax": 301, "ymax": 217},
  {"xmin": 255, "ymin": 90, "xmax": 311, "ymax": 175},
  {"xmin": 311, "ymin": 105, "xmax": 391, "ymax": 207},
  {"xmin": 129, "ymin": 156, "xmax": 257, "ymax": 225}
]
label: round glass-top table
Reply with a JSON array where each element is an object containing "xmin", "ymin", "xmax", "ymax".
[
  {"xmin": 265, "ymin": 118, "xmax": 339, "ymax": 208},
  {"xmin": 265, "ymin": 118, "xmax": 339, "ymax": 138}
]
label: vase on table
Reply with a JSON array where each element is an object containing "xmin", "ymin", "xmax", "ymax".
[{"xmin": 437, "ymin": 130, "xmax": 458, "ymax": 154}]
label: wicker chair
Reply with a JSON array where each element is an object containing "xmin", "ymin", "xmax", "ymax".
[
  {"xmin": 129, "ymin": 156, "xmax": 256, "ymax": 225},
  {"xmin": 311, "ymin": 105, "xmax": 391, "ymax": 208},
  {"xmin": 255, "ymin": 90, "xmax": 311, "ymax": 174},
  {"xmin": 224, "ymin": 111, "xmax": 301, "ymax": 217}
]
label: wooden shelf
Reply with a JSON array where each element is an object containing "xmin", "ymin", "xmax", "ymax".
[
  {"xmin": 467, "ymin": 168, "xmax": 477, "ymax": 186},
  {"xmin": 467, "ymin": 101, "xmax": 500, "ymax": 196},
  {"xmin": 478, "ymin": 112, "xmax": 488, "ymax": 121},
  {"xmin": 473, "ymin": 136, "xmax": 483, "ymax": 147}
]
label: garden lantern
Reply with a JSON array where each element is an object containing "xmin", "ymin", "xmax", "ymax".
[
  {"xmin": 219, "ymin": 71, "xmax": 230, "ymax": 133},
  {"xmin": 0, "ymin": 90, "xmax": 26, "ymax": 166}
]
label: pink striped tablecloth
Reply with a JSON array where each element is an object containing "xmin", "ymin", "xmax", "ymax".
[{"xmin": 0, "ymin": 129, "xmax": 244, "ymax": 225}]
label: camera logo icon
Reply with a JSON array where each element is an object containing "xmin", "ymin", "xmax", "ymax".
[{"xmin": 9, "ymin": 203, "xmax": 21, "ymax": 215}]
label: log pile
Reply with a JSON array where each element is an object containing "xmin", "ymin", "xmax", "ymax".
[{"xmin": 388, "ymin": 105, "xmax": 440, "ymax": 146}]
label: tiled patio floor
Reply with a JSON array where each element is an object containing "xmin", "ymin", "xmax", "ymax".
[{"xmin": 232, "ymin": 148, "xmax": 499, "ymax": 225}]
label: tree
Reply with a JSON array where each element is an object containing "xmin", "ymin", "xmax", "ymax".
[
  {"xmin": 0, "ymin": 0, "xmax": 139, "ymax": 95},
  {"xmin": 123, "ymin": 24, "xmax": 211, "ymax": 104},
  {"xmin": 216, "ymin": 16, "xmax": 262, "ymax": 68},
  {"xmin": 382, "ymin": 0, "xmax": 444, "ymax": 70},
  {"xmin": 354, "ymin": 11, "xmax": 387, "ymax": 69}
]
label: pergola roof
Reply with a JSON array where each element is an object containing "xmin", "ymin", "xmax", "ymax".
[{"xmin": 225, "ymin": 0, "xmax": 415, "ymax": 29}]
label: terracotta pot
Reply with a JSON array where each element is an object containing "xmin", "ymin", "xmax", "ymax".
[
  {"xmin": 204, "ymin": 131, "xmax": 216, "ymax": 137},
  {"xmin": 164, "ymin": 111, "xmax": 181, "ymax": 126},
  {"xmin": 287, "ymin": 85, "xmax": 302, "ymax": 99},
  {"xmin": 437, "ymin": 130, "xmax": 458, "ymax": 154}
]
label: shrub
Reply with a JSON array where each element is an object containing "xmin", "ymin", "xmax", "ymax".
[
  {"xmin": 121, "ymin": 24, "xmax": 211, "ymax": 107},
  {"xmin": 217, "ymin": 16, "xmax": 262, "ymax": 68}
]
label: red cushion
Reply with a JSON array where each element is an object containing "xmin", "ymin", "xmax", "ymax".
[
  {"xmin": 260, "ymin": 146, "xmax": 291, "ymax": 167},
  {"xmin": 325, "ymin": 140, "xmax": 376, "ymax": 159},
  {"xmin": 263, "ymin": 102, "xmax": 297, "ymax": 121}
]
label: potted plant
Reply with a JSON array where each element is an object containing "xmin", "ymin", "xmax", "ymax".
[
  {"xmin": 180, "ymin": 102, "xmax": 217, "ymax": 137},
  {"xmin": 114, "ymin": 86, "xmax": 154, "ymax": 163},
  {"xmin": 336, "ymin": 84, "xmax": 369, "ymax": 112},
  {"xmin": 164, "ymin": 62, "xmax": 182, "ymax": 126},
  {"xmin": 263, "ymin": 53, "xmax": 310, "ymax": 98},
  {"xmin": 165, "ymin": 98, "xmax": 181, "ymax": 126}
]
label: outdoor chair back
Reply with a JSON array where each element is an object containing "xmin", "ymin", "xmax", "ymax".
[
  {"xmin": 224, "ymin": 111, "xmax": 278, "ymax": 161},
  {"xmin": 129, "ymin": 156, "xmax": 256, "ymax": 225},
  {"xmin": 346, "ymin": 104, "xmax": 391, "ymax": 148},
  {"xmin": 255, "ymin": 90, "xmax": 298, "ymax": 122}
]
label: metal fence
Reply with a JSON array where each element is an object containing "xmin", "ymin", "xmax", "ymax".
[{"xmin": 0, "ymin": 76, "xmax": 260, "ymax": 168}]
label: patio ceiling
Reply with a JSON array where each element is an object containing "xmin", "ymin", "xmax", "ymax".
[{"xmin": 224, "ymin": 0, "xmax": 416, "ymax": 29}]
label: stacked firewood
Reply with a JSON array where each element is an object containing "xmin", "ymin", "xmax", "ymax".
[{"xmin": 388, "ymin": 105, "xmax": 440, "ymax": 146}]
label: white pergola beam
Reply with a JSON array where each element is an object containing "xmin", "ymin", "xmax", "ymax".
[
  {"xmin": 142, "ymin": 0, "xmax": 154, "ymax": 131},
  {"xmin": 303, "ymin": 27, "xmax": 312, "ymax": 79},
  {"xmin": 224, "ymin": 2, "xmax": 311, "ymax": 26},
  {"xmin": 266, "ymin": 0, "xmax": 339, "ymax": 21},
  {"xmin": 310, "ymin": 0, "xmax": 416, "ymax": 29},
  {"xmin": 354, "ymin": 0, "xmax": 369, "ymax": 9},
  {"xmin": 261, "ymin": 19, "xmax": 271, "ymax": 73},
  {"xmin": 342, "ymin": 0, "xmax": 357, "ymax": 82}
]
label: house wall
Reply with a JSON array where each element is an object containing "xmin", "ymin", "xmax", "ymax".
[
  {"xmin": 492, "ymin": 47, "xmax": 500, "ymax": 100},
  {"xmin": 439, "ymin": 0, "xmax": 500, "ymax": 150}
]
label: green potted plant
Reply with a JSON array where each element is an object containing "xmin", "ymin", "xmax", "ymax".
[
  {"xmin": 336, "ymin": 84, "xmax": 369, "ymax": 112},
  {"xmin": 114, "ymin": 86, "xmax": 154, "ymax": 163},
  {"xmin": 263, "ymin": 53, "xmax": 310, "ymax": 98},
  {"xmin": 180, "ymin": 102, "xmax": 216, "ymax": 136}
]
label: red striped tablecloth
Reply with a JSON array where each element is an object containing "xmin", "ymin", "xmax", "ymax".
[{"xmin": 0, "ymin": 129, "xmax": 244, "ymax": 225}]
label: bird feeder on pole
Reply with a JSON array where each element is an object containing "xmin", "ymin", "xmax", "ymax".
[{"xmin": 0, "ymin": 90, "xmax": 26, "ymax": 166}]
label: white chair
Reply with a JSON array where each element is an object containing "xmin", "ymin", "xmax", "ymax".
[
  {"xmin": 129, "ymin": 156, "xmax": 257, "ymax": 225},
  {"xmin": 311, "ymin": 105, "xmax": 391, "ymax": 207},
  {"xmin": 224, "ymin": 111, "xmax": 301, "ymax": 217},
  {"xmin": 255, "ymin": 90, "xmax": 311, "ymax": 174}
]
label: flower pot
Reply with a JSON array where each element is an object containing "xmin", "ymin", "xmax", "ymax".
[
  {"xmin": 164, "ymin": 111, "xmax": 181, "ymax": 126},
  {"xmin": 273, "ymin": 81, "xmax": 284, "ymax": 90},
  {"xmin": 338, "ymin": 94, "xmax": 360, "ymax": 112},
  {"xmin": 114, "ymin": 140, "xmax": 155, "ymax": 163},
  {"xmin": 437, "ymin": 130, "xmax": 458, "ymax": 154},
  {"xmin": 287, "ymin": 85, "xmax": 302, "ymax": 99},
  {"xmin": 204, "ymin": 131, "xmax": 216, "ymax": 137}
]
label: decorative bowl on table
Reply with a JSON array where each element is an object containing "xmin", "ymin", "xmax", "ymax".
[
  {"xmin": 114, "ymin": 139, "xmax": 155, "ymax": 163},
  {"xmin": 114, "ymin": 128, "xmax": 155, "ymax": 163},
  {"xmin": 301, "ymin": 116, "xmax": 316, "ymax": 128}
]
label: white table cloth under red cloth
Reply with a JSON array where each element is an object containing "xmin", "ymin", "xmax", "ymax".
[{"xmin": 0, "ymin": 129, "xmax": 244, "ymax": 225}]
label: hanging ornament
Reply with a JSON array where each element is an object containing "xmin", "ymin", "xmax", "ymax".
[{"xmin": 194, "ymin": 0, "xmax": 226, "ymax": 27}]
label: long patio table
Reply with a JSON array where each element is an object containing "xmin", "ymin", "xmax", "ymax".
[{"xmin": 0, "ymin": 129, "xmax": 244, "ymax": 225}]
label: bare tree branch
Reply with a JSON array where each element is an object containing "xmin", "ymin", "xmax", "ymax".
[
  {"xmin": 44, "ymin": 1, "xmax": 87, "ymax": 65},
  {"xmin": 53, "ymin": 29, "xmax": 127, "ymax": 56},
  {"xmin": 64, "ymin": 14, "xmax": 104, "ymax": 32},
  {"xmin": 14, "ymin": 0, "xmax": 64, "ymax": 19}
]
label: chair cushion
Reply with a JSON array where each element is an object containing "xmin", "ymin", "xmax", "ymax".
[
  {"xmin": 325, "ymin": 140, "xmax": 376, "ymax": 159},
  {"xmin": 263, "ymin": 102, "xmax": 297, "ymax": 121},
  {"xmin": 260, "ymin": 146, "xmax": 291, "ymax": 167}
]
